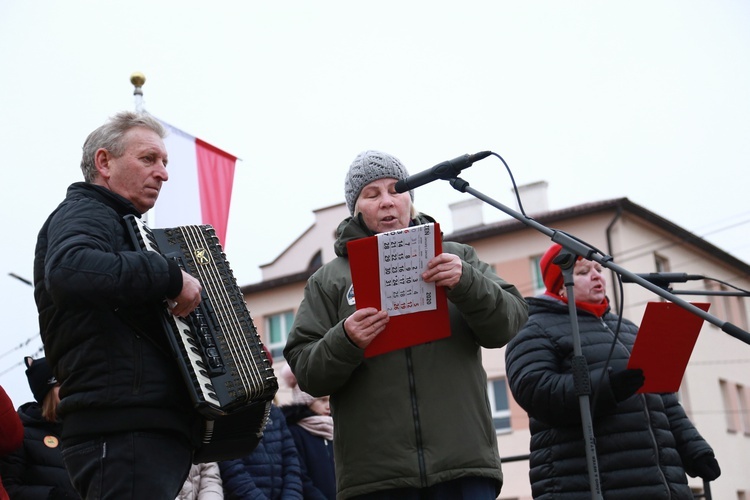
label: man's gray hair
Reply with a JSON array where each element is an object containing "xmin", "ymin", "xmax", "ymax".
[{"xmin": 80, "ymin": 111, "xmax": 167, "ymax": 182}]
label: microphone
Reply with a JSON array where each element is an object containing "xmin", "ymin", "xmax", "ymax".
[
  {"xmin": 394, "ymin": 151, "xmax": 492, "ymax": 193},
  {"xmin": 621, "ymin": 273, "xmax": 704, "ymax": 285}
]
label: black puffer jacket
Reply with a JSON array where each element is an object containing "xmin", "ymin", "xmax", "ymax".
[
  {"xmin": 280, "ymin": 404, "xmax": 335, "ymax": 500},
  {"xmin": 0, "ymin": 402, "xmax": 79, "ymax": 499},
  {"xmin": 505, "ymin": 296, "xmax": 716, "ymax": 500},
  {"xmin": 33, "ymin": 182, "xmax": 198, "ymax": 442}
]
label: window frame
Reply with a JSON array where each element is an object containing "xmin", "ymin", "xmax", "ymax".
[
  {"xmin": 266, "ymin": 310, "xmax": 295, "ymax": 359},
  {"xmin": 488, "ymin": 377, "xmax": 512, "ymax": 434}
]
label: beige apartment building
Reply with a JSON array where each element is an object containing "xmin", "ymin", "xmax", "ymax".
[{"xmin": 240, "ymin": 191, "xmax": 750, "ymax": 500}]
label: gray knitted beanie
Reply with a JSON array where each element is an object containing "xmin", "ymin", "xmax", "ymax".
[{"xmin": 344, "ymin": 150, "xmax": 414, "ymax": 215}]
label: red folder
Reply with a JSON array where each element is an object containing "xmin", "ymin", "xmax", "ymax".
[
  {"xmin": 627, "ymin": 301, "xmax": 710, "ymax": 393},
  {"xmin": 347, "ymin": 223, "xmax": 451, "ymax": 358}
]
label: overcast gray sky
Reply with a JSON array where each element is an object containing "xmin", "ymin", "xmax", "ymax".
[{"xmin": 2, "ymin": 1, "xmax": 749, "ymax": 405}]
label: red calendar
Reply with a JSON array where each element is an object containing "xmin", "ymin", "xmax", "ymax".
[{"xmin": 347, "ymin": 223, "xmax": 451, "ymax": 358}]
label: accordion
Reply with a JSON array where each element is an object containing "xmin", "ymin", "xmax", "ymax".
[{"xmin": 124, "ymin": 214, "xmax": 278, "ymax": 463}]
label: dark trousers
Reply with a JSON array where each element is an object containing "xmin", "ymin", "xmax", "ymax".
[
  {"xmin": 61, "ymin": 431, "xmax": 192, "ymax": 500},
  {"xmin": 351, "ymin": 477, "xmax": 498, "ymax": 500}
]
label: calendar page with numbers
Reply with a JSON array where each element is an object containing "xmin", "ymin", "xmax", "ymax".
[
  {"xmin": 377, "ymin": 222, "xmax": 437, "ymax": 316},
  {"xmin": 347, "ymin": 222, "xmax": 451, "ymax": 358}
]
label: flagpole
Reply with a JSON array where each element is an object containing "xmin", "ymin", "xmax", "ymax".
[
  {"xmin": 131, "ymin": 72, "xmax": 146, "ymax": 113},
  {"xmin": 127, "ymin": 72, "xmax": 238, "ymax": 243},
  {"xmin": 130, "ymin": 72, "xmax": 151, "ymax": 225}
]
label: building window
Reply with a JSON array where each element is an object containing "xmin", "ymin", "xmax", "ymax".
[
  {"xmin": 725, "ymin": 287, "xmax": 749, "ymax": 330},
  {"xmin": 488, "ymin": 378, "xmax": 511, "ymax": 433},
  {"xmin": 531, "ymin": 255, "xmax": 545, "ymax": 296},
  {"xmin": 737, "ymin": 383, "xmax": 750, "ymax": 436},
  {"xmin": 709, "ymin": 283, "xmax": 750, "ymax": 331},
  {"xmin": 266, "ymin": 310, "xmax": 295, "ymax": 359},
  {"xmin": 308, "ymin": 250, "xmax": 323, "ymax": 270},
  {"xmin": 720, "ymin": 379, "xmax": 740, "ymax": 433},
  {"xmin": 654, "ymin": 253, "xmax": 670, "ymax": 272}
]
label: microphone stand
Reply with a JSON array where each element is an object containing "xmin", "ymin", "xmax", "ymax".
[
  {"xmin": 442, "ymin": 175, "xmax": 750, "ymax": 499},
  {"xmin": 555, "ymin": 248, "xmax": 604, "ymax": 499},
  {"xmin": 447, "ymin": 176, "xmax": 750, "ymax": 346}
]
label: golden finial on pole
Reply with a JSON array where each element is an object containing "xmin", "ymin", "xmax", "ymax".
[
  {"xmin": 130, "ymin": 72, "xmax": 146, "ymax": 91},
  {"xmin": 130, "ymin": 72, "xmax": 146, "ymax": 112}
]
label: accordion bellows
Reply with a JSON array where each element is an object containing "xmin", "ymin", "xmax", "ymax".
[{"xmin": 124, "ymin": 214, "xmax": 278, "ymax": 462}]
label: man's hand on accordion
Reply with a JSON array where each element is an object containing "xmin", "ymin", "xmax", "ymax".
[{"xmin": 169, "ymin": 270, "xmax": 203, "ymax": 318}]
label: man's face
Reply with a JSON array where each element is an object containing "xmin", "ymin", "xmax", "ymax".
[{"xmin": 96, "ymin": 127, "xmax": 168, "ymax": 214}]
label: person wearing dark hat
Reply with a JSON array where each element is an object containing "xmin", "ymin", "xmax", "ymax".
[
  {"xmin": 0, "ymin": 356, "xmax": 80, "ymax": 499},
  {"xmin": 284, "ymin": 150, "xmax": 528, "ymax": 499},
  {"xmin": 504, "ymin": 243, "xmax": 721, "ymax": 499}
]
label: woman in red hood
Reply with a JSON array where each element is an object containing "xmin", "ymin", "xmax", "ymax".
[{"xmin": 505, "ymin": 243, "xmax": 721, "ymax": 499}]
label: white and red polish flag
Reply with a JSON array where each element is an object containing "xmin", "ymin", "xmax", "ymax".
[{"xmin": 150, "ymin": 119, "xmax": 237, "ymax": 247}]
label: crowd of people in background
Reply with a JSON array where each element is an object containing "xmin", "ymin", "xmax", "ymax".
[
  {"xmin": 218, "ymin": 352, "xmax": 336, "ymax": 500},
  {"xmin": 0, "ymin": 355, "xmax": 333, "ymax": 500},
  {"xmin": 0, "ymin": 357, "xmax": 78, "ymax": 499}
]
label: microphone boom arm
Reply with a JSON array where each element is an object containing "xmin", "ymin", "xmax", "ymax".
[{"xmin": 446, "ymin": 176, "xmax": 750, "ymax": 346}]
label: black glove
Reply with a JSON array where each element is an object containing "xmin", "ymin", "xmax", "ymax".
[
  {"xmin": 690, "ymin": 454, "xmax": 721, "ymax": 481},
  {"xmin": 609, "ymin": 368, "xmax": 645, "ymax": 402}
]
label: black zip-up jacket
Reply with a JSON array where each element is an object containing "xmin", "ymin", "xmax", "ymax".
[
  {"xmin": 33, "ymin": 182, "xmax": 198, "ymax": 442},
  {"xmin": 0, "ymin": 402, "xmax": 80, "ymax": 499},
  {"xmin": 505, "ymin": 295, "xmax": 716, "ymax": 499}
]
